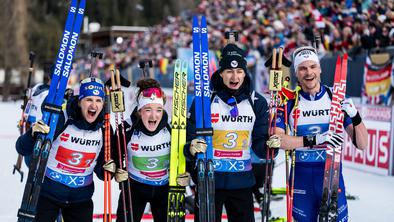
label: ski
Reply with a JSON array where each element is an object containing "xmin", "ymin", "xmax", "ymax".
[
  {"xmin": 318, "ymin": 54, "xmax": 348, "ymax": 222},
  {"xmin": 192, "ymin": 15, "xmax": 215, "ymax": 222},
  {"xmin": 168, "ymin": 59, "xmax": 188, "ymax": 222},
  {"xmin": 17, "ymin": 1, "xmax": 86, "ymax": 221}
]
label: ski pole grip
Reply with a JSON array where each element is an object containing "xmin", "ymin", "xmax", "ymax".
[
  {"xmin": 278, "ymin": 47, "xmax": 283, "ymax": 69},
  {"xmin": 110, "ymin": 69, "xmax": 116, "ymax": 90},
  {"xmin": 110, "ymin": 69, "xmax": 125, "ymax": 113},
  {"xmin": 115, "ymin": 69, "xmax": 121, "ymax": 89},
  {"xmin": 104, "ymin": 87, "xmax": 111, "ymax": 114},
  {"xmin": 195, "ymin": 127, "xmax": 213, "ymax": 137},
  {"xmin": 269, "ymin": 49, "xmax": 282, "ymax": 92}
]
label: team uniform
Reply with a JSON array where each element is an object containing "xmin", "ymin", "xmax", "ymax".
[
  {"xmin": 116, "ymin": 108, "xmax": 171, "ymax": 222},
  {"xmin": 185, "ymin": 50, "xmax": 270, "ymax": 221},
  {"xmin": 16, "ymin": 95, "xmax": 107, "ymax": 222},
  {"xmin": 277, "ymin": 86, "xmax": 351, "ymax": 222}
]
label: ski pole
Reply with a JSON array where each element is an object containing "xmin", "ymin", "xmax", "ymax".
[
  {"xmin": 104, "ymin": 86, "xmax": 112, "ymax": 222},
  {"xmin": 264, "ymin": 47, "xmax": 283, "ymax": 222}
]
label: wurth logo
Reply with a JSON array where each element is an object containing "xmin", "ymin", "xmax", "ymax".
[
  {"xmin": 131, "ymin": 143, "xmax": 139, "ymax": 151},
  {"xmin": 60, "ymin": 133, "xmax": 70, "ymax": 142},
  {"xmin": 302, "ymin": 109, "xmax": 330, "ymax": 117},
  {"xmin": 211, "ymin": 113, "xmax": 219, "ymax": 123},
  {"xmin": 292, "ymin": 109, "xmax": 300, "ymax": 120},
  {"xmin": 141, "ymin": 142, "xmax": 170, "ymax": 151},
  {"xmin": 70, "ymin": 136, "xmax": 100, "ymax": 146},
  {"xmin": 222, "ymin": 115, "xmax": 253, "ymax": 123}
]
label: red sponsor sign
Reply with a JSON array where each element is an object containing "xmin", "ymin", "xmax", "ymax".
[
  {"xmin": 55, "ymin": 146, "xmax": 96, "ymax": 168},
  {"xmin": 343, "ymin": 106, "xmax": 392, "ymax": 175},
  {"xmin": 60, "ymin": 133, "xmax": 69, "ymax": 142},
  {"xmin": 211, "ymin": 113, "xmax": 219, "ymax": 123},
  {"xmin": 214, "ymin": 150, "xmax": 242, "ymax": 158},
  {"xmin": 131, "ymin": 143, "xmax": 139, "ymax": 151}
]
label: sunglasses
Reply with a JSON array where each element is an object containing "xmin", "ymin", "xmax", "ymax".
[
  {"xmin": 80, "ymin": 77, "xmax": 104, "ymax": 85},
  {"xmin": 292, "ymin": 46, "xmax": 318, "ymax": 60},
  {"xmin": 141, "ymin": 87, "xmax": 163, "ymax": 99},
  {"xmin": 227, "ymin": 96, "xmax": 239, "ymax": 118}
]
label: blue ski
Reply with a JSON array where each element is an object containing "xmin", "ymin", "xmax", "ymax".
[
  {"xmin": 192, "ymin": 15, "xmax": 215, "ymax": 222},
  {"xmin": 17, "ymin": 1, "xmax": 86, "ymax": 221}
]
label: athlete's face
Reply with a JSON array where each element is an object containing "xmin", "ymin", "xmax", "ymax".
[
  {"xmin": 79, "ymin": 96, "xmax": 104, "ymax": 123},
  {"xmin": 139, "ymin": 103, "xmax": 164, "ymax": 132},
  {"xmin": 296, "ymin": 60, "xmax": 322, "ymax": 94},
  {"xmin": 220, "ymin": 68, "xmax": 246, "ymax": 90}
]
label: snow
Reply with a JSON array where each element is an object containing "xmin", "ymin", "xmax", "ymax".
[{"xmin": 1, "ymin": 101, "xmax": 393, "ymax": 221}]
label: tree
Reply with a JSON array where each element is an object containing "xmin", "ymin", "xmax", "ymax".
[{"xmin": 0, "ymin": 0, "xmax": 29, "ymax": 101}]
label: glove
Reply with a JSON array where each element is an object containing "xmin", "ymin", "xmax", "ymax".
[
  {"xmin": 115, "ymin": 168, "xmax": 128, "ymax": 182},
  {"xmin": 176, "ymin": 172, "xmax": 191, "ymax": 186},
  {"xmin": 31, "ymin": 120, "xmax": 50, "ymax": 137},
  {"xmin": 341, "ymin": 98, "xmax": 357, "ymax": 118},
  {"xmin": 267, "ymin": 135, "xmax": 281, "ymax": 148},
  {"xmin": 103, "ymin": 159, "xmax": 116, "ymax": 173},
  {"xmin": 315, "ymin": 131, "xmax": 344, "ymax": 147},
  {"xmin": 190, "ymin": 138, "xmax": 207, "ymax": 156}
]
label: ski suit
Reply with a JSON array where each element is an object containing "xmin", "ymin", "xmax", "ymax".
[
  {"xmin": 276, "ymin": 86, "xmax": 351, "ymax": 222},
  {"xmin": 185, "ymin": 69, "xmax": 271, "ymax": 222},
  {"xmin": 115, "ymin": 108, "xmax": 171, "ymax": 222}
]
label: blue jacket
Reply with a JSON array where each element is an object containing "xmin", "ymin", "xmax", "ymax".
[
  {"xmin": 16, "ymin": 96, "xmax": 107, "ymax": 204},
  {"xmin": 184, "ymin": 69, "xmax": 272, "ymax": 190}
]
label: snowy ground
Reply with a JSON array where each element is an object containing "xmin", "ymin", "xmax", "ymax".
[{"xmin": 1, "ymin": 101, "xmax": 394, "ymax": 221}]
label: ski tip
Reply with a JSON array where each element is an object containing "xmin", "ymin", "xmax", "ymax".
[{"xmin": 182, "ymin": 60, "xmax": 188, "ymax": 69}]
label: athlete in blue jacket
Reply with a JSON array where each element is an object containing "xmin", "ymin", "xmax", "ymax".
[
  {"xmin": 16, "ymin": 77, "xmax": 113, "ymax": 222},
  {"xmin": 185, "ymin": 43, "xmax": 271, "ymax": 222},
  {"xmin": 268, "ymin": 46, "xmax": 368, "ymax": 222}
]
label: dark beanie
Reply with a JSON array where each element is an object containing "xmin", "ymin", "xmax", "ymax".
[{"xmin": 218, "ymin": 43, "xmax": 247, "ymax": 73}]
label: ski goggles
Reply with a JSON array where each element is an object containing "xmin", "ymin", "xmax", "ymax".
[
  {"xmin": 137, "ymin": 87, "xmax": 164, "ymax": 110},
  {"xmin": 140, "ymin": 87, "xmax": 163, "ymax": 99},
  {"xmin": 227, "ymin": 96, "xmax": 239, "ymax": 118},
  {"xmin": 80, "ymin": 77, "xmax": 104, "ymax": 85}
]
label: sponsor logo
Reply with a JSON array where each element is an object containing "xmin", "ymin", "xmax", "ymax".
[
  {"xmin": 131, "ymin": 143, "xmax": 139, "ymax": 151},
  {"xmin": 60, "ymin": 133, "xmax": 70, "ymax": 142},
  {"xmin": 211, "ymin": 113, "xmax": 219, "ymax": 123},
  {"xmin": 70, "ymin": 136, "xmax": 100, "ymax": 146},
  {"xmin": 221, "ymin": 115, "xmax": 253, "ymax": 123},
  {"xmin": 141, "ymin": 142, "xmax": 170, "ymax": 151},
  {"xmin": 302, "ymin": 109, "xmax": 330, "ymax": 117},
  {"xmin": 230, "ymin": 60, "xmax": 238, "ymax": 68}
]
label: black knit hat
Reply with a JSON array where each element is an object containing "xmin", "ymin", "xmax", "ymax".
[{"xmin": 218, "ymin": 43, "xmax": 247, "ymax": 73}]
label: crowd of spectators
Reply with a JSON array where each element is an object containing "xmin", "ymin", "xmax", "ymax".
[{"xmin": 75, "ymin": 0, "xmax": 394, "ymax": 81}]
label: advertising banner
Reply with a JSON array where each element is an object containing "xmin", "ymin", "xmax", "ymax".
[{"xmin": 342, "ymin": 105, "xmax": 394, "ymax": 176}]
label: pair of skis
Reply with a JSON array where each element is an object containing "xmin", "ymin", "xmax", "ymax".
[
  {"xmin": 17, "ymin": 1, "xmax": 86, "ymax": 221},
  {"xmin": 318, "ymin": 54, "xmax": 348, "ymax": 222},
  {"xmin": 167, "ymin": 60, "xmax": 188, "ymax": 222},
  {"xmin": 192, "ymin": 15, "xmax": 215, "ymax": 222}
]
